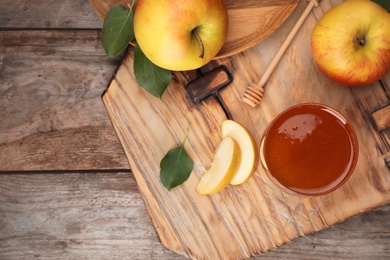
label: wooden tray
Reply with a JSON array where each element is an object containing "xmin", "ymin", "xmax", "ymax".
[
  {"xmin": 101, "ymin": 0, "xmax": 390, "ymax": 259},
  {"xmin": 89, "ymin": 0, "xmax": 300, "ymax": 58}
]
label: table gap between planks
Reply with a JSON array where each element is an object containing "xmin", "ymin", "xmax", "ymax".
[{"xmin": 0, "ymin": 0, "xmax": 389, "ymax": 259}]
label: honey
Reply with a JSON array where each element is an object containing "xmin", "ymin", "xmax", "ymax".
[{"xmin": 261, "ymin": 103, "xmax": 359, "ymax": 196}]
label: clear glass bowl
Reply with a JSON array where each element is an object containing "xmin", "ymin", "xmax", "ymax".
[{"xmin": 260, "ymin": 103, "xmax": 359, "ymax": 197}]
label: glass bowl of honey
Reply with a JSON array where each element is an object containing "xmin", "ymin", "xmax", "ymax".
[{"xmin": 260, "ymin": 103, "xmax": 359, "ymax": 196}]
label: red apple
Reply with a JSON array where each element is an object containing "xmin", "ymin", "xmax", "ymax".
[{"xmin": 311, "ymin": 0, "xmax": 390, "ymax": 86}]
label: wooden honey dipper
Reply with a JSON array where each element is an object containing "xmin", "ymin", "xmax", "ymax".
[{"xmin": 243, "ymin": 0, "xmax": 319, "ymax": 107}]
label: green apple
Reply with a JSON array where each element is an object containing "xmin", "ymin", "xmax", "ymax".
[
  {"xmin": 134, "ymin": 0, "xmax": 229, "ymax": 71},
  {"xmin": 311, "ymin": 0, "xmax": 390, "ymax": 86}
]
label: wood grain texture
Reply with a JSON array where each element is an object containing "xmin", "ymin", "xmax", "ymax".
[
  {"xmin": 1, "ymin": 0, "xmax": 390, "ymax": 259},
  {"xmin": 0, "ymin": 172, "xmax": 389, "ymax": 259},
  {"xmin": 89, "ymin": 0, "xmax": 300, "ymax": 58},
  {"xmin": 0, "ymin": 172, "xmax": 181, "ymax": 260},
  {"xmin": 0, "ymin": 0, "xmax": 102, "ymax": 28},
  {"xmin": 371, "ymin": 104, "xmax": 390, "ymax": 132},
  {"xmin": 102, "ymin": 0, "xmax": 390, "ymax": 258},
  {"xmin": 0, "ymin": 30, "xmax": 128, "ymax": 171}
]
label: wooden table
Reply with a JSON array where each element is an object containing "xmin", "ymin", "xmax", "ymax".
[{"xmin": 1, "ymin": 0, "xmax": 389, "ymax": 259}]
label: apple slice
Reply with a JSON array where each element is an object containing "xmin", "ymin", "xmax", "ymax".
[
  {"xmin": 222, "ymin": 120, "xmax": 258, "ymax": 185},
  {"xmin": 196, "ymin": 136, "xmax": 240, "ymax": 194}
]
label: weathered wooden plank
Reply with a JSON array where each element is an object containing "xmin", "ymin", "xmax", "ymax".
[
  {"xmin": 101, "ymin": 0, "xmax": 390, "ymax": 258},
  {"xmin": 0, "ymin": 0, "xmax": 102, "ymax": 28},
  {"xmin": 0, "ymin": 0, "xmax": 389, "ymax": 259},
  {"xmin": 0, "ymin": 172, "xmax": 388, "ymax": 259},
  {"xmin": 266, "ymin": 204, "xmax": 390, "ymax": 259},
  {"xmin": 371, "ymin": 105, "xmax": 390, "ymax": 132},
  {"xmin": 0, "ymin": 172, "xmax": 182, "ymax": 259},
  {"xmin": 0, "ymin": 30, "xmax": 128, "ymax": 171}
]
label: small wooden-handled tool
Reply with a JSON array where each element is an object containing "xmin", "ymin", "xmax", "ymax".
[{"xmin": 243, "ymin": 0, "xmax": 319, "ymax": 107}]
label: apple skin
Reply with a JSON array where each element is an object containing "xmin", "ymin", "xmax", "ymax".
[
  {"xmin": 134, "ymin": 0, "xmax": 228, "ymax": 71},
  {"xmin": 311, "ymin": 0, "xmax": 390, "ymax": 86}
]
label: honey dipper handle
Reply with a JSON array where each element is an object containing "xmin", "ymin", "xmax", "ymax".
[{"xmin": 256, "ymin": 0, "xmax": 319, "ymax": 89}]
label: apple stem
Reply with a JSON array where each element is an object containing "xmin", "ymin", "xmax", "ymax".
[
  {"xmin": 353, "ymin": 36, "xmax": 365, "ymax": 46},
  {"xmin": 193, "ymin": 30, "xmax": 205, "ymax": 59}
]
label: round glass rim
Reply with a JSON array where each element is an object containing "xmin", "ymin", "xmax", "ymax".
[{"xmin": 260, "ymin": 102, "xmax": 359, "ymax": 197}]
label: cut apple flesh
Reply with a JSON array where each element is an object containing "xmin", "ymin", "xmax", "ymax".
[
  {"xmin": 222, "ymin": 120, "xmax": 258, "ymax": 185},
  {"xmin": 196, "ymin": 136, "xmax": 239, "ymax": 194}
]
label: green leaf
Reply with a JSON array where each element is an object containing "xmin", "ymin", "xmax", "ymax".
[
  {"xmin": 102, "ymin": 5, "xmax": 134, "ymax": 57},
  {"xmin": 134, "ymin": 44, "xmax": 171, "ymax": 98},
  {"xmin": 160, "ymin": 137, "xmax": 193, "ymax": 191},
  {"xmin": 373, "ymin": 0, "xmax": 390, "ymax": 12}
]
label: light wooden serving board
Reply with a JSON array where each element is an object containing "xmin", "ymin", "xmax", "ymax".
[{"xmin": 102, "ymin": 1, "xmax": 390, "ymax": 259}]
